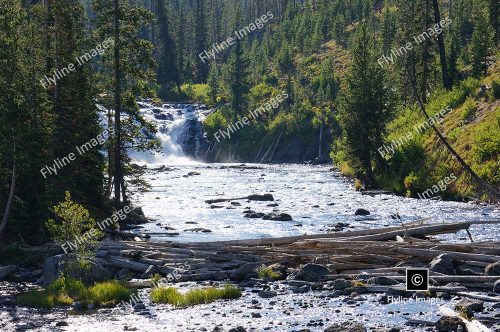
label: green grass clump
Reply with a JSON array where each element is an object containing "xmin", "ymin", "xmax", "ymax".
[
  {"xmin": 16, "ymin": 276, "xmax": 135, "ymax": 309},
  {"xmin": 151, "ymin": 285, "xmax": 242, "ymax": 307},
  {"xmin": 87, "ymin": 281, "xmax": 134, "ymax": 305},
  {"xmin": 460, "ymin": 97, "xmax": 478, "ymax": 122},
  {"xmin": 256, "ymin": 265, "xmax": 281, "ymax": 280},
  {"xmin": 16, "ymin": 290, "xmax": 73, "ymax": 308}
]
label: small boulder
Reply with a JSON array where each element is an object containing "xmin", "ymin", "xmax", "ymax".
[
  {"xmin": 324, "ymin": 322, "xmax": 366, "ymax": 332},
  {"xmin": 246, "ymin": 194, "xmax": 274, "ymax": 201},
  {"xmin": 293, "ymin": 264, "xmax": 332, "ymax": 282},
  {"xmin": 366, "ymin": 276, "xmax": 399, "ymax": 286},
  {"xmin": 258, "ymin": 290, "xmax": 277, "ymax": 298},
  {"xmin": 494, "ymin": 279, "xmax": 500, "ymax": 293},
  {"xmin": 435, "ymin": 316, "xmax": 466, "ymax": 332},
  {"xmin": 244, "ymin": 212, "xmax": 265, "ymax": 219},
  {"xmin": 455, "ymin": 299, "xmax": 484, "ymax": 317},
  {"xmin": 140, "ymin": 265, "xmax": 158, "ymax": 279},
  {"xmin": 230, "ymin": 263, "xmax": 260, "ymax": 281},
  {"xmin": 332, "ymin": 279, "xmax": 352, "ymax": 291},
  {"xmin": 429, "ymin": 254, "xmax": 456, "ymax": 275},
  {"xmin": 354, "ymin": 209, "xmax": 370, "ymax": 216}
]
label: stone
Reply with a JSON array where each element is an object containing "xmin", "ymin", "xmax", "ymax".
[
  {"xmin": 324, "ymin": 321, "xmax": 366, "ymax": 332},
  {"xmin": 366, "ymin": 276, "xmax": 399, "ymax": 286},
  {"xmin": 230, "ymin": 262, "xmax": 260, "ymax": 281},
  {"xmin": 55, "ymin": 321, "xmax": 68, "ymax": 327},
  {"xmin": 228, "ymin": 327, "xmax": 246, "ymax": 332},
  {"xmin": 293, "ymin": 264, "xmax": 331, "ymax": 282},
  {"xmin": 485, "ymin": 262, "xmax": 500, "ymax": 275},
  {"xmin": 384, "ymin": 287, "xmax": 413, "ymax": 298},
  {"xmin": 331, "ymin": 279, "xmax": 352, "ymax": 290},
  {"xmin": 246, "ymin": 194, "xmax": 274, "ymax": 201},
  {"xmin": 244, "ymin": 212, "xmax": 265, "ymax": 219},
  {"xmin": 429, "ymin": 254, "xmax": 456, "ymax": 275},
  {"xmin": 435, "ymin": 316, "xmax": 466, "ymax": 332},
  {"xmin": 0, "ymin": 265, "xmax": 17, "ymax": 280},
  {"xmin": 455, "ymin": 299, "xmax": 484, "ymax": 317},
  {"xmin": 42, "ymin": 255, "xmax": 112, "ymax": 286},
  {"xmin": 258, "ymin": 290, "xmax": 277, "ymax": 298},
  {"xmin": 354, "ymin": 209, "xmax": 370, "ymax": 216}
]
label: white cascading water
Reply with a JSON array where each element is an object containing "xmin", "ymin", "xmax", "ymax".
[{"xmin": 127, "ymin": 101, "xmax": 210, "ymax": 165}]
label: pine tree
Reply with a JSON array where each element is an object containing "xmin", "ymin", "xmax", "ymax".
[
  {"xmin": 471, "ymin": 2, "xmax": 494, "ymax": 77},
  {"xmin": 338, "ymin": 24, "xmax": 391, "ymax": 187},
  {"xmin": 194, "ymin": 0, "xmax": 208, "ymax": 83},
  {"xmin": 207, "ymin": 62, "xmax": 219, "ymax": 105}
]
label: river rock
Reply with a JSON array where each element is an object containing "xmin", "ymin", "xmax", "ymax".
[
  {"xmin": 324, "ymin": 321, "xmax": 366, "ymax": 332},
  {"xmin": 228, "ymin": 327, "xmax": 247, "ymax": 332},
  {"xmin": 230, "ymin": 262, "xmax": 260, "ymax": 281},
  {"xmin": 384, "ymin": 287, "xmax": 413, "ymax": 298},
  {"xmin": 258, "ymin": 290, "xmax": 277, "ymax": 298},
  {"xmin": 126, "ymin": 206, "xmax": 148, "ymax": 224},
  {"xmin": 435, "ymin": 316, "xmax": 466, "ymax": 332},
  {"xmin": 485, "ymin": 262, "xmax": 500, "ymax": 275},
  {"xmin": 140, "ymin": 265, "xmax": 158, "ymax": 279},
  {"xmin": 455, "ymin": 299, "xmax": 484, "ymax": 317},
  {"xmin": 262, "ymin": 213, "xmax": 293, "ymax": 221},
  {"xmin": 244, "ymin": 212, "xmax": 265, "ymax": 218},
  {"xmin": 0, "ymin": 265, "xmax": 17, "ymax": 280},
  {"xmin": 42, "ymin": 255, "xmax": 112, "ymax": 286},
  {"xmin": 366, "ymin": 276, "xmax": 399, "ymax": 286},
  {"xmin": 429, "ymin": 254, "xmax": 456, "ymax": 275},
  {"xmin": 354, "ymin": 209, "xmax": 370, "ymax": 216},
  {"xmin": 246, "ymin": 194, "xmax": 274, "ymax": 201},
  {"xmin": 332, "ymin": 279, "xmax": 352, "ymax": 290},
  {"xmin": 292, "ymin": 264, "xmax": 332, "ymax": 282},
  {"xmin": 184, "ymin": 228, "xmax": 212, "ymax": 233}
]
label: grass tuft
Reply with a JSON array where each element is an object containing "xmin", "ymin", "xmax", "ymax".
[
  {"xmin": 16, "ymin": 276, "xmax": 135, "ymax": 309},
  {"xmin": 256, "ymin": 265, "xmax": 281, "ymax": 280},
  {"xmin": 151, "ymin": 285, "xmax": 242, "ymax": 307}
]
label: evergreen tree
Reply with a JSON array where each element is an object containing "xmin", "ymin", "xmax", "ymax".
[
  {"xmin": 194, "ymin": 0, "xmax": 208, "ymax": 83},
  {"xmin": 338, "ymin": 24, "xmax": 391, "ymax": 187},
  {"xmin": 471, "ymin": 2, "xmax": 494, "ymax": 77}
]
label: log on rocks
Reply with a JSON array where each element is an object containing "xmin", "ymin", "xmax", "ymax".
[
  {"xmin": 106, "ymin": 229, "xmax": 151, "ymax": 239},
  {"xmin": 205, "ymin": 194, "xmax": 274, "ymax": 204},
  {"xmin": 98, "ymin": 256, "xmax": 150, "ymax": 272},
  {"xmin": 395, "ymin": 247, "xmax": 500, "ymax": 263}
]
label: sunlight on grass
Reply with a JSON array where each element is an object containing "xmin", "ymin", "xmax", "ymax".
[
  {"xmin": 16, "ymin": 276, "xmax": 135, "ymax": 309},
  {"xmin": 150, "ymin": 285, "xmax": 242, "ymax": 307}
]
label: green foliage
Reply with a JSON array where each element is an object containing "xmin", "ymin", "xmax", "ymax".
[
  {"xmin": 256, "ymin": 265, "xmax": 281, "ymax": 280},
  {"xmin": 151, "ymin": 285, "xmax": 242, "ymax": 307},
  {"xmin": 181, "ymin": 84, "xmax": 211, "ymax": 104},
  {"xmin": 16, "ymin": 290, "xmax": 73, "ymax": 308},
  {"xmin": 45, "ymin": 192, "xmax": 101, "ymax": 261},
  {"xmin": 87, "ymin": 281, "xmax": 134, "ymax": 305},
  {"xmin": 461, "ymin": 98, "xmax": 478, "ymax": 122}
]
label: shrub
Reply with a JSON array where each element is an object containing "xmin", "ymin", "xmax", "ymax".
[
  {"xmin": 460, "ymin": 97, "xmax": 478, "ymax": 122},
  {"xmin": 256, "ymin": 265, "xmax": 281, "ymax": 280},
  {"xmin": 151, "ymin": 285, "xmax": 242, "ymax": 307}
]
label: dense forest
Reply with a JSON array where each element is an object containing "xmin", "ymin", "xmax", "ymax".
[{"xmin": 0, "ymin": 0, "xmax": 499, "ymax": 247}]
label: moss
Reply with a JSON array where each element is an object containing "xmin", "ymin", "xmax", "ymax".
[
  {"xmin": 256, "ymin": 265, "xmax": 281, "ymax": 280},
  {"xmin": 151, "ymin": 285, "xmax": 242, "ymax": 307}
]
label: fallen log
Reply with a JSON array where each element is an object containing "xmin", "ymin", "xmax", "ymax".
[{"xmin": 395, "ymin": 247, "xmax": 500, "ymax": 263}]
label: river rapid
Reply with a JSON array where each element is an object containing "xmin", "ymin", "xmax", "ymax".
[{"xmin": 2, "ymin": 103, "xmax": 499, "ymax": 332}]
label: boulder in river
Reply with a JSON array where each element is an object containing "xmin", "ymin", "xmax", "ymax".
[
  {"xmin": 262, "ymin": 213, "xmax": 293, "ymax": 221},
  {"xmin": 429, "ymin": 253, "xmax": 456, "ymax": 275},
  {"xmin": 230, "ymin": 262, "xmax": 261, "ymax": 281},
  {"xmin": 292, "ymin": 264, "xmax": 332, "ymax": 282},
  {"xmin": 184, "ymin": 228, "xmax": 212, "ymax": 233},
  {"xmin": 354, "ymin": 209, "xmax": 370, "ymax": 216},
  {"xmin": 435, "ymin": 316, "xmax": 466, "ymax": 332},
  {"xmin": 247, "ymin": 194, "xmax": 274, "ymax": 201},
  {"xmin": 324, "ymin": 321, "xmax": 366, "ymax": 332},
  {"xmin": 245, "ymin": 212, "xmax": 265, "ymax": 218},
  {"xmin": 454, "ymin": 299, "xmax": 484, "ymax": 317},
  {"xmin": 42, "ymin": 255, "xmax": 112, "ymax": 286}
]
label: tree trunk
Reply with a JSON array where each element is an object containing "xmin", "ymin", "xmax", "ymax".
[
  {"xmin": 408, "ymin": 68, "xmax": 500, "ymax": 201},
  {"xmin": 0, "ymin": 156, "xmax": 16, "ymax": 241},
  {"xmin": 113, "ymin": 0, "xmax": 122, "ymax": 209},
  {"xmin": 432, "ymin": 0, "xmax": 452, "ymax": 90}
]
